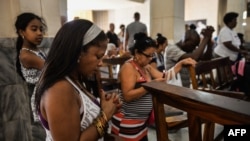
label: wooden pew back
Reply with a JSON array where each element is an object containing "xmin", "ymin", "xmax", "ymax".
[
  {"xmin": 188, "ymin": 57, "xmax": 247, "ymax": 100},
  {"xmin": 189, "ymin": 57, "xmax": 233, "ymax": 90},
  {"xmin": 142, "ymin": 81, "xmax": 250, "ymax": 141}
]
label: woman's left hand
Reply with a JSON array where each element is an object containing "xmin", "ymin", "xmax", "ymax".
[
  {"xmin": 102, "ymin": 90, "xmax": 122, "ymax": 112},
  {"xmin": 180, "ymin": 57, "xmax": 197, "ymax": 67}
]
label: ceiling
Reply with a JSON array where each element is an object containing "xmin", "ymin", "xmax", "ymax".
[{"xmin": 68, "ymin": 0, "xmax": 145, "ymax": 10}]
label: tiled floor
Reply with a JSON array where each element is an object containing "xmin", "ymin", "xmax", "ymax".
[{"xmin": 148, "ymin": 123, "xmax": 224, "ymax": 141}]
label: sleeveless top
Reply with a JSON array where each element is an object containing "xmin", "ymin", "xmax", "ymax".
[
  {"xmin": 111, "ymin": 60, "xmax": 152, "ymax": 141},
  {"xmin": 20, "ymin": 48, "xmax": 46, "ymax": 84},
  {"xmin": 119, "ymin": 60, "xmax": 152, "ymax": 119},
  {"xmin": 39, "ymin": 76, "xmax": 102, "ymax": 141},
  {"xmin": 20, "ymin": 48, "xmax": 47, "ymax": 122}
]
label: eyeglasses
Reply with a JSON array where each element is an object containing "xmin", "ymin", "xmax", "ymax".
[{"xmin": 140, "ymin": 52, "xmax": 154, "ymax": 58}]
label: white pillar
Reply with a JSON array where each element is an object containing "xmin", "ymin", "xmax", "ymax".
[{"xmin": 150, "ymin": 0, "xmax": 185, "ymax": 44}]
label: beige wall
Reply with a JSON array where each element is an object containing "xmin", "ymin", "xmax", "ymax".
[
  {"xmin": 1, "ymin": 0, "xmax": 249, "ymax": 41},
  {"xmin": 0, "ymin": 0, "xmax": 61, "ymax": 38}
]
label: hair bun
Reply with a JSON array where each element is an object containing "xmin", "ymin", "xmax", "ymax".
[
  {"xmin": 189, "ymin": 24, "xmax": 196, "ymax": 30},
  {"xmin": 134, "ymin": 32, "xmax": 147, "ymax": 41},
  {"xmin": 157, "ymin": 33, "xmax": 162, "ymax": 37}
]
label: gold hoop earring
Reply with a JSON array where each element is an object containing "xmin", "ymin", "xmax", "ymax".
[{"xmin": 134, "ymin": 56, "xmax": 139, "ymax": 61}]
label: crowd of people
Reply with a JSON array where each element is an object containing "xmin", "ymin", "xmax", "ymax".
[{"xmin": 5, "ymin": 10, "xmax": 249, "ymax": 141}]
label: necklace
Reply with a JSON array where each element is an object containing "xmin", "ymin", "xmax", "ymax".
[{"xmin": 72, "ymin": 77, "xmax": 98, "ymax": 102}]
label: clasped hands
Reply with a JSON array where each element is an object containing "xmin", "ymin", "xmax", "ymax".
[
  {"xmin": 100, "ymin": 89, "xmax": 122, "ymax": 120},
  {"xmin": 201, "ymin": 26, "xmax": 215, "ymax": 38}
]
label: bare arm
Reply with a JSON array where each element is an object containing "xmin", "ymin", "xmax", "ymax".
[
  {"xmin": 20, "ymin": 51, "xmax": 45, "ymax": 70},
  {"xmin": 147, "ymin": 58, "xmax": 196, "ymax": 81},
  {"xmin": 180, "ymin": 26, "xmax": 214, "ymax": 61},
  {"xmin": 200, "ymin": 39, "xmax": 214, "ymax": 61},
  {"xmin": 223, "ymin": 41, "xmax": 248, "ymax": 56},
  {"xmin": 41, "ymin": 80, "xmax": 120, "ymax": 141},
  {"xmin": 119, "ymin": 63, "xmax": 148, "ymax": 102}
]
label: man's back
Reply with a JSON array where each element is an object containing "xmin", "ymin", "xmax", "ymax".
[{"xmin": 126, "ymin": 21, "xmax": 147, "ymax": 49}]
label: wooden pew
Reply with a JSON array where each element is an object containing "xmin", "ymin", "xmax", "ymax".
[
  {"xmin": 84, "ymin": 56, "xmax": 131, "ymax": 97},
  {"xmin": 142, "ymin": 81, "xmax": 250, "ymax": 141},
  {"xmin": 187, "ymin": 57, "xmax": 249, "ymax": 140},
  {"xmin": 99, "ymin": 56, "xmax": 131, "ymax": 90},
  {"xmin": 188, "ymin": 57, "xmax": 247, "ymax": 100}
]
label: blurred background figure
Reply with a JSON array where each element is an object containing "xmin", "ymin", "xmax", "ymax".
[
  {"xmin": 125, "ymin": 12, "xmax": 148, "ymax": 51},
  {"xmin": 150, "ymin": 33, "xmax": 168, "ymax": 72},
  {"xmin": 213, "ymin": 12, "xmax": 248, "ymax": 64},
  {"xmin": 106, "ymin": 23, "xmax": 120, "ymax": 48},
  {"xmin": 104, "ymin": 43, "xmax": 118, "ymax": 58},
  {"xmin": 118, "ymin": 24, "xmax": 126, "ymax": 51},
  {"xmin": 165, "ymin": 26, "xmax": 214, "ymax": 88}
]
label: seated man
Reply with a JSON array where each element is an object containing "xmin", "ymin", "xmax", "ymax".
[{"xmin": 165, "ymin": 26, "xmax": 214, "ymax": 88}]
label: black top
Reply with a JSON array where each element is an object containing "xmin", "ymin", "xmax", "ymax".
[{"xmin": 106, "ymin": 31, "xmax": 119, "ymax": 47}]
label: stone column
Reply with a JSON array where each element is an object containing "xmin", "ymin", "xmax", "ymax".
[{"xmin": 150, "ymin": 0, "xmax": 185, "ymax": 44}]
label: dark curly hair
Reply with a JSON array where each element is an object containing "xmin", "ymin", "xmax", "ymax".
[
  {"xmin": 156, "ymin": 33, "xmax": 167, "ymax": 48},
  {"xmin": 129, "ymin": 32, "xmax": 157, "ymax": 55},
  {"xmin": 223, "ymin": 12, "xmax": 238, "ymax": 25}
]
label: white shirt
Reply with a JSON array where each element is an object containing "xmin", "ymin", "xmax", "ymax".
[{"xmin": 214, "ymin": 26, "xmax": 241, "ymax": 61}]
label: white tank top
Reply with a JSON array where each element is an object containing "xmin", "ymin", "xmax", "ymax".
[{"xmin": 44, "ymin": 76, "xmax": 103, "ymax": 141}]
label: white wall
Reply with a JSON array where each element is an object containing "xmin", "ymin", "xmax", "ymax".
[
  {"xmin": 185, "ymin": 0, "xmax": 218, "ymax": 38},
  {"xmin": 107, "ymin": 1, "xmax": 150, "ymax": 34}
]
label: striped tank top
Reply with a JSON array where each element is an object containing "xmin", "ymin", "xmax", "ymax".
[{"xmin": 111, "ymin": 60, "xmax": 152, "ymax": 141}]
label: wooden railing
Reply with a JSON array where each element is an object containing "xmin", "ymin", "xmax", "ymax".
[{"xmin": 142, "ymin": 81, "xmax": 250, "ymax": 141}]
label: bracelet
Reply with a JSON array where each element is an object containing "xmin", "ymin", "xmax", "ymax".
[
  {"xmin": 162, "ymin": 72, "xmax": 165, "ymax": 78},
  {"xmin": 162, "ymin": 70, "xmax": 167, "ymax": 78},
  {"xmin": 93, "ymin": 118, "xmax": 105, "ymax": 137},
  {"xmin": 93, "ymin": 110, "xmax": 109, "ymax": 138},
  {"xmin": 100, "ymin": 110, "xmax": 108, "ymax": 122}
]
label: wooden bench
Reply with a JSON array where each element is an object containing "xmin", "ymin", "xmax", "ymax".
[
  {"xmin": 142, "ymin": 81, "xmax": 250, "ymax": 141},
  {"xmin": 187, "ymin": 57, "xmax": 250, "ymax": 140},
  {"xmin": 84, "ymin": 56, "xmax": 130, "ymax": 97},
  {"xmin": 188, "ymin": 57, "xmax": 247, "ymax": 100}
]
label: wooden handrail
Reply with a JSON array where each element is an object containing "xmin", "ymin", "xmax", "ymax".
[{"xmin": 142, "ymin": 81, "xmax": 250, "ymax": 141}]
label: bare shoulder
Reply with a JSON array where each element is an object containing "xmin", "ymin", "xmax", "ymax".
[
  {"xmin": 19, "ymin": 49, "xmax": 44, "ymax": 68},
  {"xmin": 42, "ymin": 79, "xmax": 77, "ymax": 106},
  {"xmin": 120, "ymin": 62, "xmax": 134, "ymax": 74}
]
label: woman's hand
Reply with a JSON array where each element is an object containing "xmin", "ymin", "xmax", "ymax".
[
  {"xmin": 151, "ymin": 77, "xmax": 165, "ymax": 82},
  {"xmin": 172, "ymin": 57, "xmax": 197, "ymax": 75},
  {"xmin": 180, "ymin": 57, "xmax": 197, "ymax": 67},
  {"xmin": 100, "ymin": 89, "xmax": 122, "ymax": 120}
]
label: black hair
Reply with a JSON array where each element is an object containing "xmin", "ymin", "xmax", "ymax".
[
  {"xmin": 120, "ymin": 24, "xmax": 125, "ymax": 29},
  {"xmin": 182, "ymin": 29, "xmax": 200, "ymax": 53},
  {"xmin": 237, "ymin": 33, "xmax": 244, "ymax": 39},
  {"xmin": 223, "ymin": 12, "xmax": 238, "ymax": 25},
  {"xmin": 189, "ymin": 24, "xmax": 197, "ymax": 30},
  {"xmin": 156, "ymin": 33, "xmax": 167, "ymax": 48},
  {"xmin": 35, "ymin": 19, "xmax": 107, "ymax": 111},
  {"xmin": 134, "ymin": 12, "xmax": 140, "ymax": 20},
  {"xmin": 130, "ymin": 32, "xmax": 156, "ymax": 55},
  {"xmin": 15, "ymin": 12, "xmax": 47, "ymax": 80}
]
